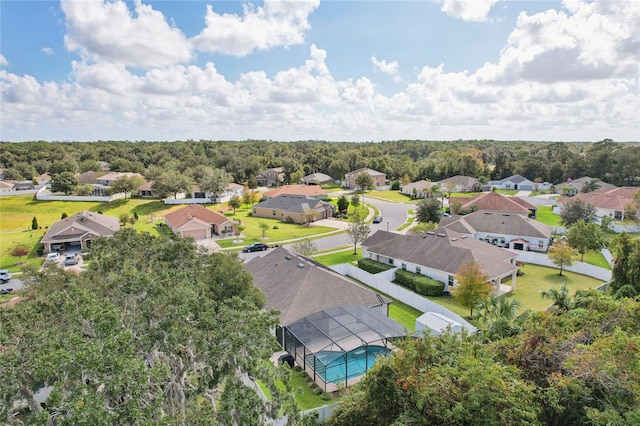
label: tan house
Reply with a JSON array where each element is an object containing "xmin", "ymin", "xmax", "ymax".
[
  {"xmin": 437, "ymin": 175, "xmax": 480, "ymax": 193},
  {"xmin": 401, "ymin": 180, "xmax": 437, "ymax": 198},
  {"xmin": 302, "ymin": 173, "xmax": 333, "ymax": 185},
  {"xmin": 450, "ymin": 190, "xmax": 537, "ymax": 218},
  {"xmin": 344, "ymin": 168, "xmax": 386, "ymax": 189},
  {"xmin": 252, "ymin": 195, "xmax": 333, "ymax": 224},
  {"xmin": 164, "ymin": 205, "xmax": 236, "ymax": 239},
  {"xmin": 262, "ymin": 184, "xmax": 328, "ymax": 200},
  {"xmin": 41, "ymin": 211, "xmax": 120, "ymax": 252},
  {"xmin": 555, "ymin": 187, "xmax": 640, "ymax": 221},
  {"xmin": 256, "ymin": 167, "xmax": 285, "ymax": 187},
  {"xmin": 96, "ymin": 172, "xmax": 143, "ymax": 187},
  {"xmin": 558, "ymin": 177, "xmax": 618, "ymax": 196}
]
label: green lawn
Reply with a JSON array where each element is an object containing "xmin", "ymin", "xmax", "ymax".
[
  {"xmin": 313, "ymin": 248, "xmax": 362, "ymax": 266},
  {"xmin": 396, "ymin": 217, "xmax": 415, "ymax": 232},
  {"xmin": 388, "ymin": 301, "xmax": 423, "ymax": 331},
  {"xmin": 581, "ymin": 250, "xmax": 611, "ymax": 269},
  {"xmin": 535, "ymin": 205, "xmax": 562, "ymax": 226},
  {"xmin": 368, "ymin": 190, "xmax": 417, "ymax": 203},
  {"xmin": 509, "ymin": 264, "xmax": 604, "ymax": 311},
  {"xmin": 494, "ymin": 189, "xmax": 518, "ymax": 196}
]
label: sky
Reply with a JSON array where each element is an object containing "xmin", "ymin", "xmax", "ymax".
[{"xmin": 1, "ymin": 0, "xmax": 639, "ymax": 143}]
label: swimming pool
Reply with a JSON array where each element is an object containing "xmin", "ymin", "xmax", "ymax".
[{"xmin": 312, "ymin": 346, "xmax": 390, "ymax": 383}]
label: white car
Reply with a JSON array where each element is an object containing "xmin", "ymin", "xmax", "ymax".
[
  {"xmin": 0, "ymin": 269, "xmax": 11, "ymax": 283},
  {"xmin": 45, "ymin": 252, "xmax": 60, "ymax": 263}
]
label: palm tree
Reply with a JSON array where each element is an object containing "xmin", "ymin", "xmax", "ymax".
[
  {"xmin": 540, "ymin": 283, "xmax": 573, "ymax": 311},
  {"xmin": 475, "ymin": 295, "xmax": 522, "ymax": 340},
  {"xmin": 581, "ymin": 178, "xmax": 601, "ymax": 193}
]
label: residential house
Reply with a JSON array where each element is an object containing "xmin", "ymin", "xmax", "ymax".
[
  {"xmin": 0, "ymin": 181, "xmax": 15, "ymax": 194},
  {"xmin": 557, "ymin": 177, "xmax": 618, "ymax": 196},
  {"xmin": 401, "ymin": 180, "xmax": 437, "ymax": 198},
  {"xmin": 41, "ymin": 211, "xmax": 120, "ymax": 252},
  {"xmin": 164, "ymin": 204, "xmax": 236, "ymax": 239},
  {"xmin": 437, "ymin": 175, "xmax": 480, "ymax": 193},
  {"xmin": 36, "ymin": 173, "xmax": 51, "ymax": 187},
  {"xmin": 440, "ymin": 210, "xmax": 553, "ymax": 252},
  {"xmin": 362, "ymin": 229, "xmax": 520, "ymax": 293},
  {"xmin": 256, "ymin": 167, "xmax": 285, "ymax": 187},
  {"xmin": 555, "ymin": 187, "xmax": 640, "ymax": 221},
  {"xmin": 137, "ymin": 181, "xmax": 156, "ymax": 198},
  {"xmin": 76, "ymin": 171, "xmax": 103, "ymax": 185},
  {"xmin": 244, "ymin": 248, "xmax": 401, "ymax": 392},
  {"xmin": 449, "ymin": 190, "xmax": 537, "ymax": 218},
  {"xmin": 489, "ymin": 174, "xmax": 535, "ymax": 191},
  {"xmin": 191, "ymin": 183, "xmax": 244, "ymax": 203},
  {"xmin": 244, "ymin": 247, "xmax": 391, "ymax": 330},
  {"xmin": 252, "ymin": 194, "xmax": 333, "ymax": 224},
  {"xmin": 262, "ymin": 184, "xmax": 328, "ymax": 200},
  {"xmin": 12, "ymin": 181, "xmax": 34, "ymax": 191},
  {"xmin": 302, "ymin": 172, "xmax": 334, "ymax": 186},
  {"xmin": 343, "ymin": 168, "xmax": 386, "ymax": 189},
  {"xmin": 96, "ymin": 172, "xmax": 143, "ymax": 187}
]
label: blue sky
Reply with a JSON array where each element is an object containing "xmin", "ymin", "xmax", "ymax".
[{"xmin": 1, "ymin": 0, "xmax": 638, "ymax": 142}]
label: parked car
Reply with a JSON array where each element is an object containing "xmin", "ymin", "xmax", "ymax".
[
  {"xmin": 372, "ymin": 215, "xmax": 383, "ymax": 223},
  {"xmin": 45, "ymin": 252, "xmax": 60, "ymax": 263},
  {"xmin": 64, "ymin": 253, "xmax": 79, "ymax": 266},
  {"xmin": 0, "ymin": 269, "xmax": 11, "ymax": 283},
  {"xmin": 242, "ymin": 243, "xmax": 269, "ymax": 253},
  {"xmin": 1, "ymin": 288, "xmax": 13, "ymax": 295}
]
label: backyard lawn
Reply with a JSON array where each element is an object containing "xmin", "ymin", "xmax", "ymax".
[
  {"xmin": 535, "ymin": 205, "xmax": 562, "ymax": 226},
  {"xmin": 313, "ymin": 248, "xmax": 362, "ymax": 265}
]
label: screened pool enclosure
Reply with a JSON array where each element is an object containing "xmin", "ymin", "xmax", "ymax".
[{"xmin": 283, "ymin": 305, "xmax": 406, "ymax": 392}]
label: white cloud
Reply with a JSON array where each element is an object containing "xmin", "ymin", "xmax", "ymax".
[
  {"xmin": 1, "ymin": 0, "xmax": 638, "ymax": 142},
  {"xmin": 42, "ymin": 47, "xmax": 54, "ymax": 56},
  {"xmin": 191, "ymin": 0, "xmax": 320, "ymax": 56},
  {"xmin": 0, "ymin": 55, "xmax": 8, "ymax": 67},
  {"xmin": 371, "ymin": 57, "xmax": 401, "ymax": 82},
  {"xmin": 439, "ymin": 0, "xmax": 501, "ymax": 22},
  {"xmin": 61, "ymin": 0, "xmax": 191, "ymax": 69},
  {"xmin": 478, "ymin": 0, "xmax": 640, "ymax": 85}
]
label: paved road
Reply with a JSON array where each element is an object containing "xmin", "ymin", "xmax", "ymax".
[{"xmin": 1, "ymin": 278, "xmax": 24, "ymax": 293}]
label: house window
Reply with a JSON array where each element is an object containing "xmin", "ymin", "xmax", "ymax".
[
  {"xmin": 448, "ymin": 276, "xmax": 454, "ymax": 287},
  {"xmin": 416, "ymin": 266, "xmax": 421, "ymax": 274},
  {"xmin": 388, "ymin": 258, "xmax": 394, "ymax": 265},
  {"xmin": 401, "ymin": 263, "xmax": 407, "ymax": 270}
]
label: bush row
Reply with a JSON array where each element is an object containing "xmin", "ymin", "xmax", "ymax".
[
  {"xmin": 395, "ymin": 269, "xmax": 445, "ymax": 297},
  {"xmin": 357, "ymin": 258, "xmax": 394, "ymax": 274}
]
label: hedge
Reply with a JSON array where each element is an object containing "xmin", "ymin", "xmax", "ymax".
[
  {"xmin": 395, "ymin": 269, "xmax": 445, "ymax": 297},
  {"xmin": 357, "ymin": 258, "xmax": 394, "ymax": 274}
]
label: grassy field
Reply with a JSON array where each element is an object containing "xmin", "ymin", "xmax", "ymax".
[
  {"xmin": 536, "ymin": 205, "xmax": 562, "ymax": 226},
  {"xmin": 0, "ymin": 195, "xmax": 340, "ymax": 269},
  {"xmin": 368, "ymin": 190, "xmax": 417, "ymax": 203}
]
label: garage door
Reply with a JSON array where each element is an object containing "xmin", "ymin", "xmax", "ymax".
[{"xmin": 181, "ymin": 229, "xmax": 208, "ymax": 240}]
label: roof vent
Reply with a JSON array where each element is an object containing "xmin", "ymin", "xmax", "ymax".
[
  {"xmin": 451, "ymin": 238, "xmax": 458, "ymax": 241},
  {"xmin": 297, "ymin": 263, "xmax": 305, "ymax": 268},
  {"xmin": 427, "ymin": 231, "xmax": 435, "ymax": 235},
  {"xmin": 484, "ymin": 212, "xmax": 491, "ymax": 215},
  {"xmin": 461, "ymin": 235, "xmax": 467, "ymax": 239},
  {"xmin": 285, "ymin": 255, "xmax": 292, "ymax": 260},
  {"xmin": 503, "ymin": 213, "xmax": 510, "ymax": 216},
  {"xmin": 437, "ymin": 233, "xmax": 446, "ymax": 237}
]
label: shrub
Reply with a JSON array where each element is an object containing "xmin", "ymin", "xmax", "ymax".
[
  {"xmin": 614, "ymin": 285, "xmax": 638, "ymax": 299},
  {"xmin": 273, "ymin": 225, "xmax": 279, "ymax": 230},
  {"xmin": 391, "ymin": 180, "xmax": 400, "ymax": 190},
  {"xmin": 320, "ymin": 392, "xmax": 333, "ymax": 401},
  {"xmin": 395, "ymin": 269, "xmax": 445, "ymax": 296},
  {"xmin": 358, "ymin": 258, "xmax": 394, "ymax": 274}
]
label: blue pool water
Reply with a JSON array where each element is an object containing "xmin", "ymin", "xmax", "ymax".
[{"xmin": 312, "ymin": 346, "xmax": 390, "ymax": 383}]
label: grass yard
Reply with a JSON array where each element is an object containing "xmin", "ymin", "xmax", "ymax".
[
  {"xmin": 581, "ymin": 250, "xmax": 611, "ymax": 269},
  {"xmin": 494, "ymin": 189, "xmax": 518, "ymax": 195},
  {"xmin": 368, "ymin": 190, "xmax": 417, "ymax": 203},
  {"xmin": 388, "ymin": 301, "xmax": 423, "ymax": 331},
  {"xmin": 313, "ymin": 248, "xmax": 362, "ymax": 266},
  {"xmin": 535, "ymin": 205, "xmax": 562, "ymax": 226},
  {"xmin": 509, "ymin": 264, "xmax": 604, "ymax": 311},
  {"xmin": 396, "ymin": 217, "xmax": 415, "ymax": 232}
]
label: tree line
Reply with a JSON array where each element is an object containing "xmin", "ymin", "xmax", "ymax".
[{"xmin": 1, "ymin": 139, "xmax": 639, "ymax": 187}]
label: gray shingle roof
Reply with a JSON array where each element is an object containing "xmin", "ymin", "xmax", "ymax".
[
  {"xmin": 362, "ymin": 229, "xmax": 518, "ymax": 280},
  {"xmin": 255, "ymin": 194, "xmax": 331, "ymax": 214},
  {"xmin": 244, "ymin": 247, "xmax": 387, "ymax": 326},
  {"xmin": 440, "ymin": 211, "xmax": 552, "ymax": 239}
]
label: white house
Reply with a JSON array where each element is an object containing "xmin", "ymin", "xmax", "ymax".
[
  {"xmin": 489, "ymin": 174, "xmax": 535, "ymax": 191},
  {"xmin": 362, "ymin": 229, "xmax": 520, "ymax": 294}
]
